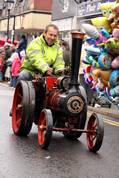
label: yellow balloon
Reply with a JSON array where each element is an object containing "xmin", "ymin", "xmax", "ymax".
[
  {"xmin": 100, "ymin": 2, "xmax": 116, "ymax": 18},
  {"xmin": 91, "ymin": 17, "xmax": 111, "ymax": 32}
]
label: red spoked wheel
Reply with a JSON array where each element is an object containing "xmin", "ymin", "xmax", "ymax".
[
  {"xmin": 12, "ymin": 81, "xmax": 35, "ymax": 136},
  {"xmin": 38, "ymin": 109, "xmax": 53, "ymax": 149},
  {"xmin": 86, "ymin": 113, "xmax": 104, "ymax": 152}
]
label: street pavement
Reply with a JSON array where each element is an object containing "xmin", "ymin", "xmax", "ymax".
[
  {"xmin": 88, "ymin": 106, "xmax": 119, "ymax": 120},
  {"xmin": 0, "ymin": 81, "xmax": 119, "ymax": 178}
]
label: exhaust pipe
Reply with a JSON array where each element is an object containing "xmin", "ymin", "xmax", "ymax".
[{"xmin": 70, "ymin": 32, "xmax": 85, "ymax": 88}]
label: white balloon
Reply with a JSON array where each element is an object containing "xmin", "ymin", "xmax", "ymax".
[{"xmin": 81, "ymin": 23, "xmax": 100, "ymax": 39}]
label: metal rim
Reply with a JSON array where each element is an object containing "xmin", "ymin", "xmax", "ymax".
[
  {"xmin": 38, "ymin": 109, "xmax": 53, "ymax": 149},
  {"xmin": 86, "ymin": 113, "xmax": 104, "ymax": 152},
  {"xmin": 12, "ymin": 83, "xmax": 23, "ymax": 134}
]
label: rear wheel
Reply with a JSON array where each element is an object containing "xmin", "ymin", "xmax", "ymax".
[
  {"xmin": 12, "ymin": 81, "xmax": 35, "ymax": 136},
  {"xmin": 86, "ymin": 113, "xmax": 104, "ymax": 152},
  {"xmin": 38, "ymin": 109, "xmax": 53, "ymax": 149}
]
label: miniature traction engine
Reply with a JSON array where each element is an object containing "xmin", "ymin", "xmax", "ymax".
[{"xmin": 11, "ymin": 32, "xmax": 104, "ymax": 152}]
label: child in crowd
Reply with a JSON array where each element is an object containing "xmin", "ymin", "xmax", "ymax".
[
  {"xmin": 11, "ymin": 52, "xmax": 21, "ymax": 88},
  {"xmin": 0, "ymin": 49, "xmax": 4, "ymax": 81},
  {"xmin": 0, "ymin": 58, "xmax": 4, "ymax": 81},
  {"xmin": 20, "ymin": 50, "xmax": 26, "ymax": 62}
]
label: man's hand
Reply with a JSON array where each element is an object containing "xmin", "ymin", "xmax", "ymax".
[
  {"xmin": 64, "ymin": 67, "xmax": 71, "ymax": 75},
  {"xmin": 34, "ymin": 73, "xmax": 42, "ymax": 82},
  {"xmin": 46, "ymin": 68, "xmax": 53, "ymax": 76},
  {"xmin": 56, "ymin": 69, "xmax": 64, "ymax": 75}
]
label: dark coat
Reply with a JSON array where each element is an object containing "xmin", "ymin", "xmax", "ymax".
[{"xmin": 16, "ymin": 38, "xmax": 27, "ymax": 53}]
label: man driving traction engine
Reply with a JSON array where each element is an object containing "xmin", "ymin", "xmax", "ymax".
[{"xmin": 18, "ymin": 24, "xmax": 65, "ymax": 81}]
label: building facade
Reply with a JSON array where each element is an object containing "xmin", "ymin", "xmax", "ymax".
[
  {"xmin": 52, "ymin": 0, "xmax": 115, "ymax": 45},
  {"xmin": 0, "ymin": 0, "xmax": 52, "ymax": 41}
]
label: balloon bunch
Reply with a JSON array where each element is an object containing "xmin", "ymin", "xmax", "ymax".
[{"xmin": 81, "ymin": 23, "xmax": 119, "ymax": 100}]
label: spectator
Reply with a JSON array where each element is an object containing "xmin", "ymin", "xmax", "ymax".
[
  {"xmin": 20, "ymin": 50, "xmax": 26, "ymax": 62},
  {"xmin": 0, "ymin": 57, "xmax": 4, "ymax": 81},
  {"xmin": 11, "ymin": 52, "xmax": 21, "ymax": 88},
  {"xmin": 0, "ymin": 47, "xmax": 5, "ymax": 81},
  {"xmin": 2, "ymin": 43, "xmax": 13, "ymax": 81},
  {"xmin": 60, "ymin": 39, "xmax": 71, "ymax": 67},
  {"xmin": 16, "ymin": 35, "xmax": 27, "ymax": 59}
]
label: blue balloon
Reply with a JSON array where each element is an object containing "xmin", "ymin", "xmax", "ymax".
[
  {"xmin": 85, "ymin": 46, "xmax": 101, "ymax": 56},
  {"xmin": 98, "ymin": 52, "xmax": 112, "ymax": 70},
  {"xmin": 100, "ymin": 28, "xmax": 110, "ymax": 39},
  {"xmin": 109, "ymin": 70, "xmax": 119, "ymax": 87},
  {"xmin": 85, "ymin": 37, "xmax": 96, "ymax": 45}
]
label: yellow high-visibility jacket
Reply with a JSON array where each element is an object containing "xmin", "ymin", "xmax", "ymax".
[{"xmin": 21, "ymin": 34, "xmax": 64, "ymax": 76}]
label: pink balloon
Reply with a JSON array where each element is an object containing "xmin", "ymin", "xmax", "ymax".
[{"xmin": 111, "ymin": 56, "xmax": 119, "ymax": 69}]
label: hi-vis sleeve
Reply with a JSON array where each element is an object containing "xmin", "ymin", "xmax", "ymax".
[{"xmin": 26, "ymin": 39, "xmax": 49, "ymax": 74}]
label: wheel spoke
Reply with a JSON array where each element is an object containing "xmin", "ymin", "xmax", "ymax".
[
  {"xmin": 16, "ymin": 118, "xmax": 21, "ymax": 128},
  {"xmin": 92, "ymin": 134, "xmax": 96, "ymax": 141},
  {"xmin": 17, "ymin": 93, "xmax": 22, "ymax": 99},
  {"xmin": 38, "ymin": 116, "xmax": 46, "ymax": 145},
  {"xmin": 89, "ymin": 138, "xmax": 94, "ymax": 147},
  {"xmin": 16, "ymin": 104, "xmax": 23, "ymax": 112},
  {"xmin": 92, "ymin": 121, "xmax": 97, "ymax": 129},
  {"xmin": 39, "ymin": 130, "xmax": 44, "ymax": 144}
]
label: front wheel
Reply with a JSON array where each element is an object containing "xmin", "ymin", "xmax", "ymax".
[
  {"xmin": 86, "ymin": 113, "xmax": 104, "ymax": 152},
  {"xmin": 38, "ymin": 109, "xmax": 53, "ymax": 149}
]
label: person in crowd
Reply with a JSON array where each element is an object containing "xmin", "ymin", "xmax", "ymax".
[
  {"xmin": 60, "ymin": 39, "xmax": 71, "ymax": 68},
  {"xmin": 19, "ymin": 50, "xmax": 26, "ymax": 62},
  {"xmin": 11, "ymin": 52, "xmax": 21, "ymax": 88},
  {"xmin": 16, "ymin": 35, "xmax": 27, "ymax": 59},
  {"xmin": 18, "ymin": 24, "xmax": 65, "ymax": 81},
  {"xmin": 2, "ymin": 43, "xmax": 15, "ymax": 81},
  {"xmin": 0, "ymin": 56, "xmax": 4, "ymax": 81},
  {"xmin": 0, "ymin": 47, "xmax": 5, "ymax": 81}
]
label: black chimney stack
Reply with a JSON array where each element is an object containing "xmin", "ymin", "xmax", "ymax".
[{"xmin": 70, "ymin": 32, "xmax": 85, "ymax": 88}]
